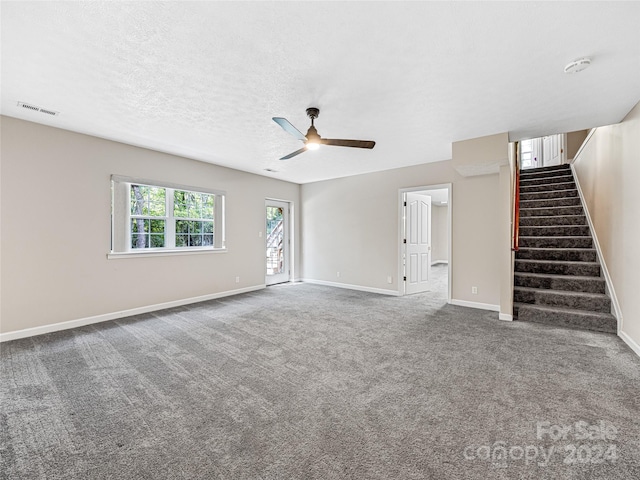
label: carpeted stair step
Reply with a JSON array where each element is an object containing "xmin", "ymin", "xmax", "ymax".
[
  {"xmin": 520, "ymin": 197, "xmax": 582, "ymax": 209},
  {"xmin": 518, "ymin": 236, "xmax": 593, "ymax": 248},
  {"xmin": 519, "ymin": 189, "xmax": 578, "ymax": 200},
  {"xmin": 515, "ymin": 247, "xmax": 597, "ymax": 262},
  {"xmin": 518, "ymin": 225, "xmax": 591, "ymax": 237},
  {"xmin": 520, "ymin": 174, "xmax": 574, "ymax": 186},
  {"xmin": 519, "ymin": 215, "xmax": 586, "ymax": 226},
  {"xmin": 513, "ymin": 303, "xmax": 616, "ymax": 334},
  {"xmin": 514, "ymin": 287, "xmax": 611, "ymax": 313},
  {"xmin": 520, "ymin": 205, "xmax": 583, "ymax": 217},
  {"xmin": 515, "ymin": 259, "xmax": 600, "ymax": 276},
  {"xmin": 520, "ymin": 165, "xmax": 571, "ymax": 177},
  {"xmin": 520, "ymin": 181, "xmax": 575, "ymax": 193},
  {"xmin": 514, "ymin": 272, "xmax": 606, "ymax": 294}
]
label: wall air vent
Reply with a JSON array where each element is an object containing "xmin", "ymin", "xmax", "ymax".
[{"xmin": 17, "ymin": 101, "xmax": 59, "ymax": 116}]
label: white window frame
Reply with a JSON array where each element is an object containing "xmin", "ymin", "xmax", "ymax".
[{"xmin": 109, "ymin": 175, "xmax": 226, "ymax": 259}]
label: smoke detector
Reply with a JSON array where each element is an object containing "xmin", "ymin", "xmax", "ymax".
[{"xmin": 564, "ymin": 58, "xmax": 591, "ymax": 74}]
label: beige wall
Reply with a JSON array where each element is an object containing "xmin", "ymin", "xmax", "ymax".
[
  {"xmin": 566, "ymin": 130, "xmax": 589, "ymax": 161},
  {"xmin": 0, "ymin": 116, "xmax": 300, "ymax": 334},
  {"xmin": 572, "ymin": 101, "xmax": 640, "ymax": 349},
  {"xmin": 452, "ymin": 132, "xmax": 509, "ymax": 176},
  {"xmin": 431, "ymin": 205, "xmax": 449, "ymax": 263},
  {"xmin": 301, "ymin": 160, "xmax": 504, "ymax": 307},
  {"xmin": 1, "ymin": 116, "xmax": 515, "ymax": 336}
]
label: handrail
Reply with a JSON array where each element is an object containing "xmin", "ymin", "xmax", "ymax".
[{"xmin": 512, "ymin": 141, "xmax": 520, "ymax": 251}]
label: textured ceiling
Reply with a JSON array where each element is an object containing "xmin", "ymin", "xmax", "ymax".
[{"xmin": 2, "ymin": 1, "xmax": 640, "ymax": 184}]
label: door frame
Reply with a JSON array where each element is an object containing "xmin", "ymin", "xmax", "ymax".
[
  {"xmin": 265, "ymin": 198, "xmax": 294, "ymax": 285},
  {"xmin": 398, "ymin": 184, "xmax": 452, "ymax": 302}
]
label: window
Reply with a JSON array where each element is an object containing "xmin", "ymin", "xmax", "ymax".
[
  {"xmin": 174, "ymin": 190, "xmax": 214, "ymax": 247},
  {"xmin": 111, "ymin": 176, "xmax": 225, "ymax": 256},
  {"xmin": 130, "ymin": 185, "xmax": 166, "ymax": 248}
]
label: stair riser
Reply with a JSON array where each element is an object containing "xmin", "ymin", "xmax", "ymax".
[
  {"xmin": 520, "ymin": 197, "xmax": 582, "ymax": 209},
  {"xmin": 520, "ymin": 182, "xmax": 576, "ymax": 193},
  {"xmin": 514, "ymin": 274, "xmax": 605, "ymax": 294},
  {"xmin": 514, "ymin": 290, "xmax": 611, "ymax": 313},
  {"xmin": 520, "ymin": 189, "xmax": 578, "ymax": 200},
  {"xmin": 518, "ymin": 226, "xmax": 591, "ymax": 237},
  {"xmin": 515, "ymin": 305, "xmax": 616, "ymax": 334},
  {"xmin": 520, "ymin": 175, "xmax": 574, "ymax": 186},
  {"xmin": 518, "ymin": 237, "xmax": 593, "ymax": 248},
  {"xmin": 519, "ymin": 216, "xmax": 586, "ymax": 226},
  {"xmin": 520, "ymin": 165, "xmax": 571, "ymax": 177},
  {"xmin": 516, "ymin": 249, "xmax": 597, "ymax": 262},
  {"xmin": 515, "ymin": 261, "xmax": 600, "ymax": 276},
  {"xmin": 520, "ymin": 206, "xmax": 583, "ymax": 217}
]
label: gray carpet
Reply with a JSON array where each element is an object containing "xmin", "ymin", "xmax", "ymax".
[{"xmin": 1, "ymin": 265, "xmax": 639, "ymax": 479}]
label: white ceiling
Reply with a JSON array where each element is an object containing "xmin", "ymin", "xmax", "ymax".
[{"xmin": 2, "ymin": 2, "xmax": 639, "ymax": 184}]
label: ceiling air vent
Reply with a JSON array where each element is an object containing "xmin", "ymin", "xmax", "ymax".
[{"xmin": 17, "ymin": 101, "xmax": 59, "ymax": 116}]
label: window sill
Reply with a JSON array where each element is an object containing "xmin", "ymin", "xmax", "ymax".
[{"xmin": 107, "ymin": 248, "xmax": 227, "ymax": 260}]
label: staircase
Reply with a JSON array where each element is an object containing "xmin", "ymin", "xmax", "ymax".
[{"xmin": 513, "ymin": 164, "xmax": 617, "ymax": 333}]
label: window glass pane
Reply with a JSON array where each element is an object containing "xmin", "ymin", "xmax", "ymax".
[
  {"xmin": 131, "ymin": 219, "xmax": 143, "ymax": 233},
  {"xmin": 174, "ymin": 191, "xmax": 188, "ymax": 218},
  {"xmin": 176, "ymin": 220, "xmax": 188, "ymax": 234},
  {"xmin": 150, "ymin": 235, "xmax": 165, "ymax": 248},
  {"xmin": 202, "ymin": 196, "xmax": 214, "ymax": 218},
  {"xmin": 203, "ymin": 221, "xmax": 213, "ymax": 234},
  {"xmin": 174, "ymin": 189, "xmax": 214, "ymax": 220},
  {"xmin": 130, "ymin": 186, "xmax": 146, "ymax": 215},
  {"xmin": 203, "ymin": 234, "xmax": 213, "ymax": 246},
  {"xmin": 176, "ymin": 234, "xmax": 188, "ymax": 247},
  {"xmin": 150, "ymin": 219, "xmax": 165, "ymax": 233},
  {"xmin": 131, "ymin": 234, "xmax": 147, "ymax": 249},
  {"xmin": 190, "ymin": 235, "xmax": 203, "ymax": 247},
  {"xmin": 131, "ymin": 185, "xmax": 165, "ymax": 216}
]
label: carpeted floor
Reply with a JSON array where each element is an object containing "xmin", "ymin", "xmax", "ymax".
[{"xmin": 1, "ymin": 265, "xmax": 639, "ymax": 479}]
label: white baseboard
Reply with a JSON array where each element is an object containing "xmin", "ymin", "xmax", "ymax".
[
  {"xmin": 301, "ymin": 278, "xmax": 400, "ymax": 296},
  {"xmin": 571, "ymin": 164, "xmax": 623, "ymax": 333},
  {"xmin": 499, "ymin": 313, "xmax": 514, "ymax": 321},
  {"xmin": 449, "ymin": 299, "xmax": 500, "ymax": 312},
  {"xmin": 619, "ymin": 330, "xmax": 640, "ymax": 358},
  {"xmin": 0, "ymin": 285, "xmax": 265, "ymax": 343}
]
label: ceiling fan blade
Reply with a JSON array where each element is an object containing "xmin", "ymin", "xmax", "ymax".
[
  {"xmin": 280, "ymin": 146, "xmax": 308, "ymax": 160},
  {"xmin": 272, "ymin": 117, "xmax": 307, "ymax": 142},
  {"xmin": 322, "ymin": 139, "xmax": 376, "ymax": 149}
]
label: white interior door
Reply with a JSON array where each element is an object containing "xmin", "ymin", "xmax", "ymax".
[
  {"xmin": 542, "ymin": 134, "xmax": 565, "ymax": 166},
  {"xmin": 265, "ymin": 200, "xmax": 290, "ymax": 285},
  {"xmin": 404, "ymin": 192, "xmax": 432, "ymax": 294}
]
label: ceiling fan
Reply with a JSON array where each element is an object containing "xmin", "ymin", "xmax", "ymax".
[{"xmin": 272, "ymin": 107, "xmax": 375, "ymax": 160}]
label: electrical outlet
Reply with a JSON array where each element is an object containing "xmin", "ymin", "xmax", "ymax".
[
  {"xmin": 387, "ymin": 276, "xmax": 393, "ymax": 284},
  {"xmin": 337, "ymin": 271, "xmax": 340, "ymax": 278},
  {"xmin": 235, "ymin": 276, "xmax": 240, "ymax": 283},
  {"xmin": 472, "ymin": 286, "xmax": 478, "ymax": 294},
  {"xmin": 259, "ymin": 231, "xmax": 262, "ymax": 238}
]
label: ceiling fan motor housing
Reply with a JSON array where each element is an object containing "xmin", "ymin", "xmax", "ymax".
[{"xmin": 306, "ymin": 125, "xmax": 320, "ymax": 142}]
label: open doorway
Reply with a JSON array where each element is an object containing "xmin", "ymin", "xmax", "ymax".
[
  {"xmin": 399, "ymin": 185, "xmax": 451, "ymax": 300},
  {"xmin": 520, "ymin": 134, "xmax": 566, "ymax": 170},
  {"xmin": 265, "ymin": 199, "xmax": 291, "ymax": 286}
]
